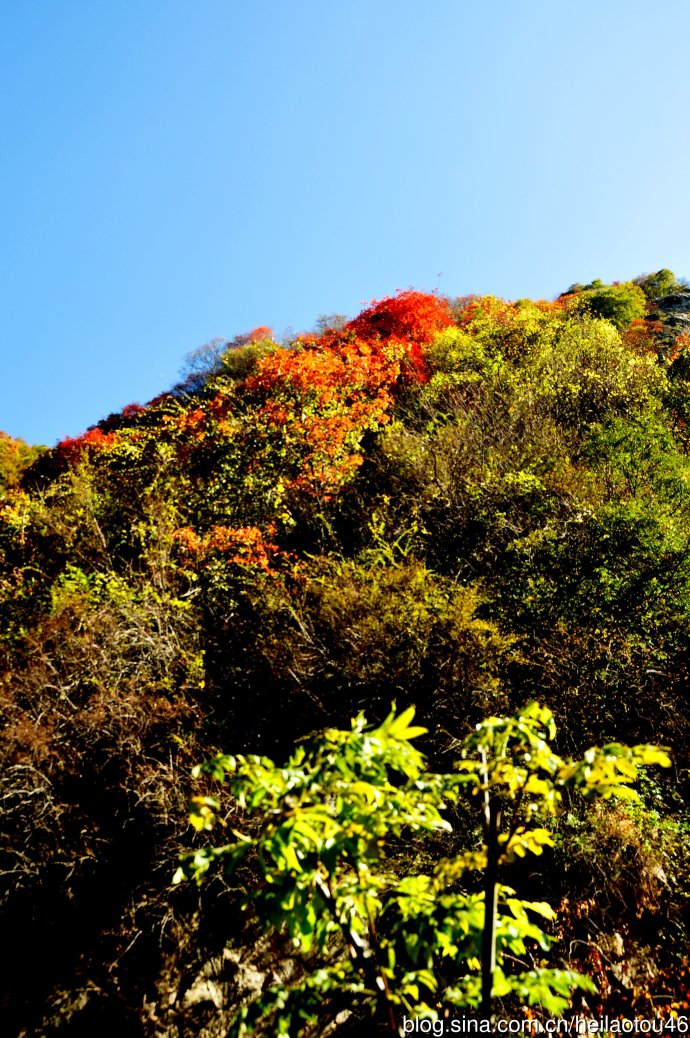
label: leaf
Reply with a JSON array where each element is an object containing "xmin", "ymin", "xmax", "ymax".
[
  {"xmin": 600, "ymin": 785, "xmax": 640, "ymax": 801},
  {"xmin": 188, "ymin": 796, "xmax": 219, "ymax": 832},
  {"xmin": 386, "ymin": 705, "xmax": 428, "ymax": 741},
  {"xmin": 520, "ymin": 900, "xmax": 557, "ymax": 921},
  {"xmin": 632, "ymin": 745, "xmax": 672, "ymax": 768}
]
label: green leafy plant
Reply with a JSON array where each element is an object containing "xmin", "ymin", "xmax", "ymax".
[
  {"xmin": 633, "ymin": 268, "xmax": 687, "ymax": 301},
  {"xmin": 575, "ymin": 281, "xmax": 647, "ymax": 330},
  {"xmin": 176, "ymin": 703, "xmax": 670, "ymax": 1036}
]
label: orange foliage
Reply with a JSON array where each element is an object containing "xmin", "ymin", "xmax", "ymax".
[
  {"xmin": 247, "ymin": 326, "xmax": 273, "ymax": 342},
  {"xmin": 164, "ymin": 391, "xmax": 234, "ymax": 442},
  {"xmin": 345, "ymin": 289, "xmax": 452, "ymax": 380},
  {"xmin": 668, "ymin": 332, "xmax": 690, "ymax": 364},
  {"xmin": 174, "ymin": 524, "xmax": 278, "ymax": 571},
  {"xmin": 247, "ymin": 341, "xmax": 398, "ymax": 404},
  {"xmin": 622, "ymin": 317, "xmax": 665, "ymax": 355},
  {"xmin": 245, "ymin": 339, "xmax": 400, "ymax": 496},
  {"xmin": 52, "ymin": 291, "xmax": 450, "ymax": 489},
  {"xmin": 175, "ymin": 408, "xmax": 206, "ymax": 435}
]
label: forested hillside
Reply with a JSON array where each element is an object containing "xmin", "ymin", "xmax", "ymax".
[{"xmin": 2, "ymin": 272, "xmax": 690, "ymax": 1035}]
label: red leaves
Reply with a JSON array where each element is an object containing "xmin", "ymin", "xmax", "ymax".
[
  {"xmin": 52, "ymin": 290, "xmax": 450, "ymax": 497},
  {"xmin": 121, "ymin": 403, "xmax": 144, "ymax": 418},
  {"xmin": 244, "ymin": 339, "xmax": 400, "ymax": 497},
  {"xmin": 346, "ymin": 289, "xmax": 452, "ymax": 345},
  {"xmin": 622, "ymin": 317, "xmax": 666, "ymax": 356},
  {"xmin": 345, "ymin": 290, "xmax": 453, "ymax": 382},
  {"xmin": 57, "ymin": 427, "xmax": 118, "ymax": 463}
]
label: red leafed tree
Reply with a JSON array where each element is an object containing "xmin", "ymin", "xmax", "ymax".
[
  {"xmin": 56, "ymin": 427, "xmax": 118, "ymax": 463},
  {"xmin": 244, "ymin": 341, "xmax": 400, "ymax": 497},
  {"xmin": 246, "ymin": 326, "xmax": 273, "ymax": 342},
  {"xmin": 345, "ymin": 289, "xmax": 452, "ymax": 345}
]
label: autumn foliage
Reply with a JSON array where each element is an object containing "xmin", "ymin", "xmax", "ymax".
[
  {"xmin": 56, "ymin": 426, "xmax": 119, "ymax": 462},
  {"xmin": 345, "ymin": 288, "xmax": 453, "ymax": 378},
  {"xmin": 0, "ymin": 432, "xmax": 42, "ymax": 491},
  {"xmin": 173, "ymin": 523, "xmax": 279, "ymax": 570},
  {"xmin": 4, "ymin": 277, "xmax": 690, "ymax": 1034},
  {"xmin": 346, "ymin": 288, "xmax": 452, "ymax": 343}
]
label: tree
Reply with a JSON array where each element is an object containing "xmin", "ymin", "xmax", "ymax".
[
  {"xmin": 0, "ymin": 431, "xmax": 43, "ymax": 493},
  {"xmin": 633, "ymin": 269, "xmax": 688, "ymax": 301},
  {"xmin": 176, "ymin": 337, "xmax": 230, "ymax": 393},
  {"xmin": 176, "ymin": 704, "xmax": 669, "ymax": 1036},
  {"xmin": 577, "ymin": 282, "xmax": 647, "ymax": 330},
  {"xmin": 177, "ymin": 328, "xmax": 276, "ymax": 394},
  {"xmin": 313, "ymin": 313, "xmax": 349, "ymax": 334}
]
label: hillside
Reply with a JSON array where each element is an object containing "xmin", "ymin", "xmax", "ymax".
[{"xmin": 2, "ymin": 274, "xmax": 690, "ymax": 1035}]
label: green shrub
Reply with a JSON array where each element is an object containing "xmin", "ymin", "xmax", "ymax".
[{"xmin": 577, "ymin": 282, "xmax": 647, "ymax": 330}]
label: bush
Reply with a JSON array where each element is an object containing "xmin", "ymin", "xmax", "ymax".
[
  {"xmin": 633, "ymin": 269, "xmax": 688, "ymax": 301},
  {"xmin": 576, "ymin": 282, "xmax": 647, "ymax": 330}
]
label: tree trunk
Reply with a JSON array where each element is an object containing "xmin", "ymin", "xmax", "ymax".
[{"xmin": 481, "ymin": 798, "xmax": 500, "ymax": 1025}]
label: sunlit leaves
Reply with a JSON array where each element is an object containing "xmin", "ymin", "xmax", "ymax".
[
  {"xmin": 244, "ymin": 337, "xmax": 401, "ymax": 500},
  {"xmin": 178, "ymin": 703, "xmax": 669, "ymax": 1033},
  {"xmin": 347, "ymin": 289, "xmax": 452, "ymax": 346},
  {"xmin": 457, "ymin": 701, "xmax": 670, "ymax": 830}
]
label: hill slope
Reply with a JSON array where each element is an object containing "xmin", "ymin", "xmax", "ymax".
[{"xmin": 2, "ymin": 279, "xmax": 690, "ymax": 1034}]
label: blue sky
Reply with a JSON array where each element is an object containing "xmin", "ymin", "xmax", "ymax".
[{"xmin": 3, "ymin": 0, "xmax": 690, "ymax": 445}]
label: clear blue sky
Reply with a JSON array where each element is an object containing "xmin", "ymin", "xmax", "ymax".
[{"xmin": 3, "ymin": 0, "xmax": 690, "ymax": 445}]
